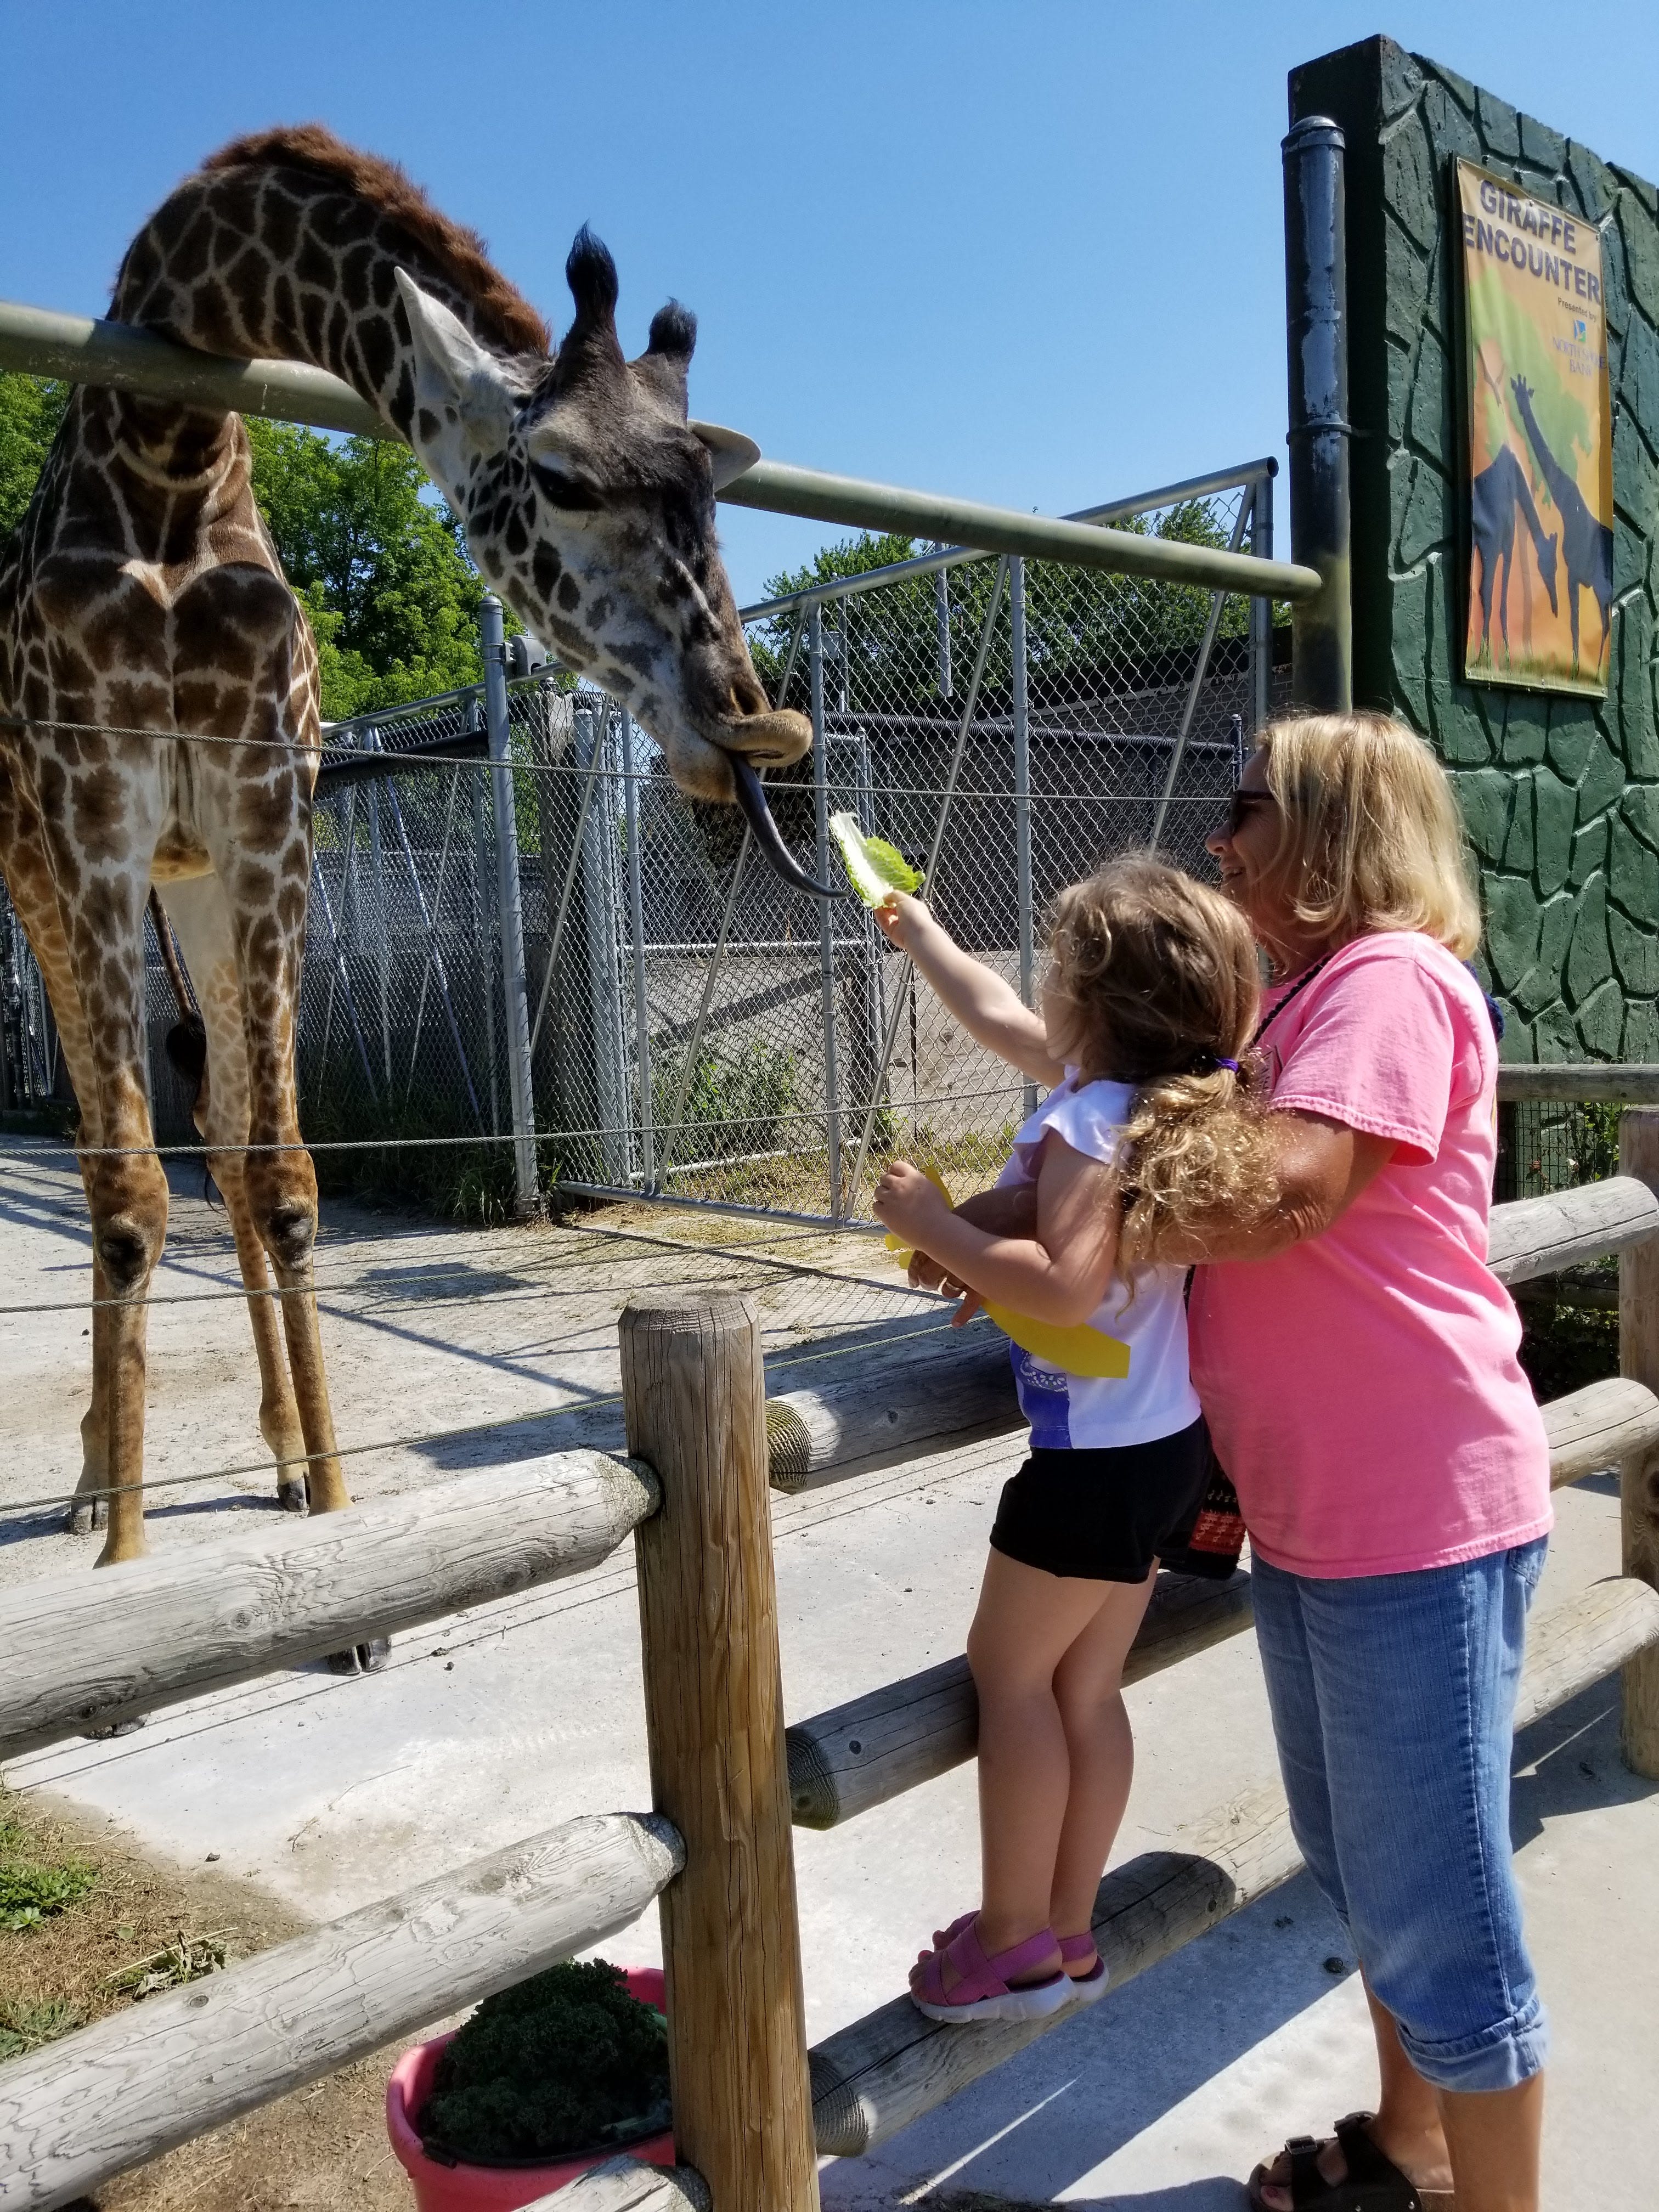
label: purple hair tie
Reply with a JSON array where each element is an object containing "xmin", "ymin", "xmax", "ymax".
[{"xmin": 1214, "ymin": 1057, "xmax": 1239, "ymax": 1072}]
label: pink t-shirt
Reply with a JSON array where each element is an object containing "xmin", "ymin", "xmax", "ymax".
[{"xmin": 1187, "ymin": 931, "xmax": 1552, "ymax": 1578}]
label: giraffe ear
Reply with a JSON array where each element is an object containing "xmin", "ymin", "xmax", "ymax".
[{"xmin": 395, "ymin": 269, "xmax": 516, "ymax": 459}]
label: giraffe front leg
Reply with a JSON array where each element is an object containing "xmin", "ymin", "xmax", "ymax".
[
  {"xmin": 70, "ymin": 1250, "xmax": 111, "ymax": 1535},
  {"xmin": 217, "ymin": 1160, "xmax": 310, "ymax": 1511},
  {"xmin": 81, "ymin": 1120, "xmax": 169, "ymax": 1567}
]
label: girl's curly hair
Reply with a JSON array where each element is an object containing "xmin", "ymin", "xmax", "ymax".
[{"xmin": 1046, "ymin": 855, "xmax": 1278, "ymax": 1268}]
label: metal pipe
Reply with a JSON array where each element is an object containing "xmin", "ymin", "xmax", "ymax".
[
  {"xmin": 659, "ymin": 610, "xmax": 810, "ymax": 1180},
  {"xmin": 1282, "ymin": 116, "xmax": 1353, "ymax": 709},
  {"xmin": 1149, "ymin": 492, "xmax": 1253, "ymax": 851},
  {"xmin": 809, "ymin": 607, "xmax": 844, "ymax": 1221},
  {"xmin": 738, "ymin": 459, "xmax": 1283, "ymax": 620},
  {"xmin": 843, "ymin": 559, "xmax": 1011, "ymax": 1215},
  {"xmin": 618, "ymin": 708, "xmax": 657, "ymax": 1193},
  {"xmin": 933, "ymin": 568, "xmax": 953, "ymax": 697},
  {"xmin": 724, "ymin": 459, "xmax": 1317, "ymax": 602},
  {"xmin": 0, "ymin": 300, "xmax": 1314, "ymax": 601},
  {"xmin": 1249, "ymin": 472, "xmax": 1274, "ymax": 735},
  {"xmin": 362, "ymin": 735, "xmax": 392, "ymax": 1092},
  {"xmin": 1010, "ymin": 559, "xmax": 1036, "ymax": 1119},
  {"xmin": 526, "ymin": 721, "xmax": 605, "ymax": 1061},
  {"xmin": 381, "ymin": 776, "xmax": 483, "ymax": 1129},
  {"xmin": 481, "ymin": 595, "xmax": 539, "ymax": 1214}
]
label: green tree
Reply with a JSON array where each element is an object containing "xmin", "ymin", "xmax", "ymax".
[
  {"xmin": 244, "ymin": 420, "xmax": 495, "ymax": 720},
  {"xmin": 0, "ymin": 374, "xmax": 69, "ymax": 540},
  {"xmin": 0, "ymin": 377, "xmax": 499, "ymax": 722}
]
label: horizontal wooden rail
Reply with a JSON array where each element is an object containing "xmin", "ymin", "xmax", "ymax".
[
  {"xmin": 0, "ymin": 1450, "xmax": 656, "ymax": 1760},
  {"xmin": 788, "ymin": 1568, "xmax": 1253, "ymax": 1830},
  {"xmin": 0, "ymin": 1810, "xmax": 682, "ymax": 2212},
  {"xmin": 765, "ymin": 1321, "xmax": 1020, "ymax": 1490},
  {"xmin": 786, "ymin": 1376, "xmax": 1659, "ymax": 1831},
  {"xmin": 1499, "ymin": 1063, "xmax": 1659, "ymax": 1104},
  {"xmin": 806, "ymin": 1574, "xmax": 1659, "ymax": 2154},
  {"xmin": 534, "ymin": 2164, "xmax": 711, "ymax": 2210},
  {"xmin": 1487, "ymin": 1176, "xmax": 1659, "ymax": 1286}
]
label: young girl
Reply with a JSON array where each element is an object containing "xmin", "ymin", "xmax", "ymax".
[{"xmin": 872, "ymin": 854, "xmax": 1275, "ymax": 2024}]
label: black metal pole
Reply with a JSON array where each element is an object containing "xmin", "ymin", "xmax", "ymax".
[{"xmin": 1283, "ymin": 115, "xmax": 1352, "ymax": 710}]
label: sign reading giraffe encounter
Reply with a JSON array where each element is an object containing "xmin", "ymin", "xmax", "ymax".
[{"xmin": 1456, "ymin": 159, "xmax": 1613, "ymax": 698}]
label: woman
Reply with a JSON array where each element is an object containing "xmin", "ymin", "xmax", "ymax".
[{"xmin": 916, "ymin": 713, "xmax": 1550, "ymax": 2212}]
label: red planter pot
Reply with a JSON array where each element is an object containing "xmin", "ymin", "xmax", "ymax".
[{"xmin": 386, "ymin": 1968, "xmax": 675, "ymax": 2211}]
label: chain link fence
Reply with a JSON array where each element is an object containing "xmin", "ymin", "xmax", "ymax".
[{"xmin": 3, "ymin": 462, "xmax": 1298, "ymax": 1223}]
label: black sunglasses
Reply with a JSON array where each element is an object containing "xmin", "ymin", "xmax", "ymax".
[{"xmin": 1218, "ymin": 789, "xmax": 1277, "ymax": 839}]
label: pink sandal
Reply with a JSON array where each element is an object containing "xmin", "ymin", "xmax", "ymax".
[
  {"xmin": 930, "ymin": 1915, "xmax": 1110, "ymax": 2009},
  {"xmin": 910, "ymin": 1916, "xmax": 1071, "ymax": 2024},
  {"xmin": 1058, "ymin": 1931, "xmax": 1109, "ymax": 2005}
]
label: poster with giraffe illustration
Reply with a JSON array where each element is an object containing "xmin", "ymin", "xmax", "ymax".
[{"xmin": 1457, "ymin": 159, "xmax": 1612, "ymax": 697}]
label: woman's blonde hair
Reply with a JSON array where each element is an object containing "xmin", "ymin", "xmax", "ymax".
[
  {"xmin": 1047, "ymin": 855, "xmax": 1278, "ymax": 1269},
  {"xmin": 1257, "ymin": 712, "xmax": 1481, "ymax": 958}
]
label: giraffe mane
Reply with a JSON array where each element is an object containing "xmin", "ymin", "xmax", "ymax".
[{"xmin": 199, "ymin": 123, "xmax": 553, "ymax": 359}]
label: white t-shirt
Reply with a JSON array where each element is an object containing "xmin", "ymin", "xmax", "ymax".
[{"xmin": 994, "ymin": 1073, "xmax": 1200, "ymax": 1451}]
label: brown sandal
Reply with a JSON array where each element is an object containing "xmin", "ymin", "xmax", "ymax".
[{"xmin": 1246, "ymin": 2111, "xmax": 1454, "ymax": 2210}]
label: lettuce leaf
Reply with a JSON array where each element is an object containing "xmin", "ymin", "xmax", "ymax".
[{"xmin": 830, "ymin": 811, "xmax": 924, "ymax": 906}]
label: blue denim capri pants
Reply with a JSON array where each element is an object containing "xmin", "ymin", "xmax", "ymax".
[{"xmin": 1250, "ymin": 1539, "xmax": 1550, "ymax": 2092}]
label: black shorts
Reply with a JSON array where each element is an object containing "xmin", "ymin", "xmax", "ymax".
[{"xmin": 989, "ymin": 1418, "xmax": 1210, "ymax": 1583}]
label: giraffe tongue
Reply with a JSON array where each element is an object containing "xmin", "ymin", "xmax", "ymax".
[{"xmin": 727, "ymin": 755, "xmax": 849, "ymax": 900}]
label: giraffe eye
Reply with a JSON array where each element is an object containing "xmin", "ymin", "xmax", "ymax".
[{"xmin": 530, "ymin": 458, "xmax": 603, "ymax": 512}]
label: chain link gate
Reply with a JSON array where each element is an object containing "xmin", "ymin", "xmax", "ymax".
[{"xmin": 1, "ymin": 460, "xmax": 1289, "ymax": 1223}]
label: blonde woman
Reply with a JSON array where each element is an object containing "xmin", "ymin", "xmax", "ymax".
[{"xmin": 910, "ymin": 716, "xmax": 1550, "ymax": 2212}]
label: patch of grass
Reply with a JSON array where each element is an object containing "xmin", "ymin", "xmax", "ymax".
[
  {"xmin": 0, "ymin": 1995, "xmax": 83, "ymax": 2061},
  {"xmin": 0, "ymin": 1802, "xmax": 95, "ymax": 1931}
]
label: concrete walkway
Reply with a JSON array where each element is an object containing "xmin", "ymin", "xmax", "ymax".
[{"xmin": 1, "ymin": 1135, "xmax": 1652, "ymax": 2208}]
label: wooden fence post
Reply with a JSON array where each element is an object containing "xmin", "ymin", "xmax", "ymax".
[
  {"xmin": 620, "ymin": 1292, "xmax": 819, "ymax": 2212},
  {"xmin": 1617, "ymin": 1108, "xmax": 1659, "ymax": 1776}
]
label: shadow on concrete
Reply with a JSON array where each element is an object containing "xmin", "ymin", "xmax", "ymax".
[{"xmin": 831, "ymin": 1675, "xmax": 1648, "ymax": 2209}]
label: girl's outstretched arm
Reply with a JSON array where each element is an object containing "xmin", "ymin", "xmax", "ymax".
[
  {"xmin": 874, "ymin": 1137, "xmax": 1118, "ymax": 1326},
  {"xmin": 876, "ymin": 893, "xmax": 1061, "ymax": 1086}
]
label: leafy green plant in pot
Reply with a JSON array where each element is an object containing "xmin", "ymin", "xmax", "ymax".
[{"xmin": 386, "ymin": 1960, "xmax": 674, "ymax": 2210}]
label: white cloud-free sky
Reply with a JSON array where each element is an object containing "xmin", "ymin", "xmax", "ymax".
[{"xmin": 4, "ymin": 2, "xmax": 1657, "ymax": 603}]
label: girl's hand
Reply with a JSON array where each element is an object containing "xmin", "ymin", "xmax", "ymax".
[
  {"xmin": 872, "ymin": 890, "xmax": 928, "ymax": 952},
  {"xmin": 873, "ymin": 1158, "xmax": 952, "ymax": 1244}
]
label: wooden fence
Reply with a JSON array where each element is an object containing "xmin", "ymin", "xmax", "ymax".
[{"xmin": 3, "ymin": 1114, "xmax": 1659, "ymax": 2210}]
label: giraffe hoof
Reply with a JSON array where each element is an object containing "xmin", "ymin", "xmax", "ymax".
[
  {"xmin": 276, "ymin": 1476, "xmax": 309, "ymax": 1514},
  {"xmin": 82, "ymin": 1714, "xmax": 146, "ymax": 1741},
  {"xmin": 325, "ymin": 1638, "xmax": 391, "ymax": 1677},
  {"xmin": 67, "ymin": 1497, "xmax": 109, "ymax": 1537}
]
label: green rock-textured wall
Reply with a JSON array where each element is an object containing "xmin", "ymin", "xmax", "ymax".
[{"xmin": 1290, "ymin": 37, "xmax": 1659, "ymax": 1059}]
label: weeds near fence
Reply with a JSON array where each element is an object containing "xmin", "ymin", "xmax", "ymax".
[
  {"xmin": 0, "ymin": 1799, "xmax": 94, "ymax": 1932},
  {"xmin": 0, "ymin": 1997, "xmax": 83, "ymax": 2060},
  {"xmin": 653, "ymin": 1041, "xmax": 800, "ymax": 1163}
]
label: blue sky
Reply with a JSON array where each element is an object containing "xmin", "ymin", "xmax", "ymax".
[{"xmin": 3, "ymin": 3, "xmax": 1657, "ymax": 605}]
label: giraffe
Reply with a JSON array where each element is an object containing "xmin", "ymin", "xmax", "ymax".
[
  {"xmin": 1511, "ymin": 376, "xmax": 1613, "ymax": 676},
  {"xmin": 0, "ymin": 126, "xmax": 813, "ymax": 1588},
  {"xmin": 1469, "ymin": 444, "xmax": 1559, "ymax": 667}
]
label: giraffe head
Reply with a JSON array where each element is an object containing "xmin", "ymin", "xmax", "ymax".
[{"xmin": 396, "ymin": 235, "xmax": 830, "ymax": 893}]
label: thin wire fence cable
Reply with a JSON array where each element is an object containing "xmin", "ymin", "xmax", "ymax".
[{"xmin": 0, "ymin": 1310, "xmax": 983, "ymax": 1519}]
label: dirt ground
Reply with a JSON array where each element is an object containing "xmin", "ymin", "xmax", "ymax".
[{"xmin": 1, "ymin": 1782, "xmax": 410, "ymax": 2212}]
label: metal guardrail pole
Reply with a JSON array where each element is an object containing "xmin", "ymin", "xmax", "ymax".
[
  {"xmin": 659, "ymin": 611, "xmax": 811, "ymax": 1183},
  {"xmin": 1283, "ymin": 115, "xmax": 1353, "ymax": 710},
  {"xmin": 842, "ymin": 559, "xmax": 1010, "ymax": 1215},
  {"xmin": 1010, "ymin": 558, "xmax": 1036, "ymax": 1119},
  {"xmin": 362, "ymin": 730, "xmax": 393, "ymax": 1092},
  {"xmin": 809, "ymin": 607, "xmax": 844, "ymax": 1221},
  {"xmin": 1149, "ymin": 494, "xmax": 1254, "ymax": 851},
  {"xmin": 1249, "ymin": 471, "xmax": 1274, "ymax": 735},
  {"xmin": 481, "ymin": 595, "xmax": 540, "ymax": 1216},
  {"xmin": 618, "ymin": 709, "xmax": 657, "ymax": 1194},
  {"xmin": 0, "ymin": 299, "xmax": 1318, "ymax": 601}
]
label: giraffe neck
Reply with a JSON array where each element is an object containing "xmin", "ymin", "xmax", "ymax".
[{"xmin": 109, "ymin": 141, "xmax": 548, "ymax": 441}]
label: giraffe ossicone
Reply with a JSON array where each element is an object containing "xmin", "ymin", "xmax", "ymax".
[{"xmin": 0, "ymin": 125, "xmax": 820, "ymax": 1591}]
